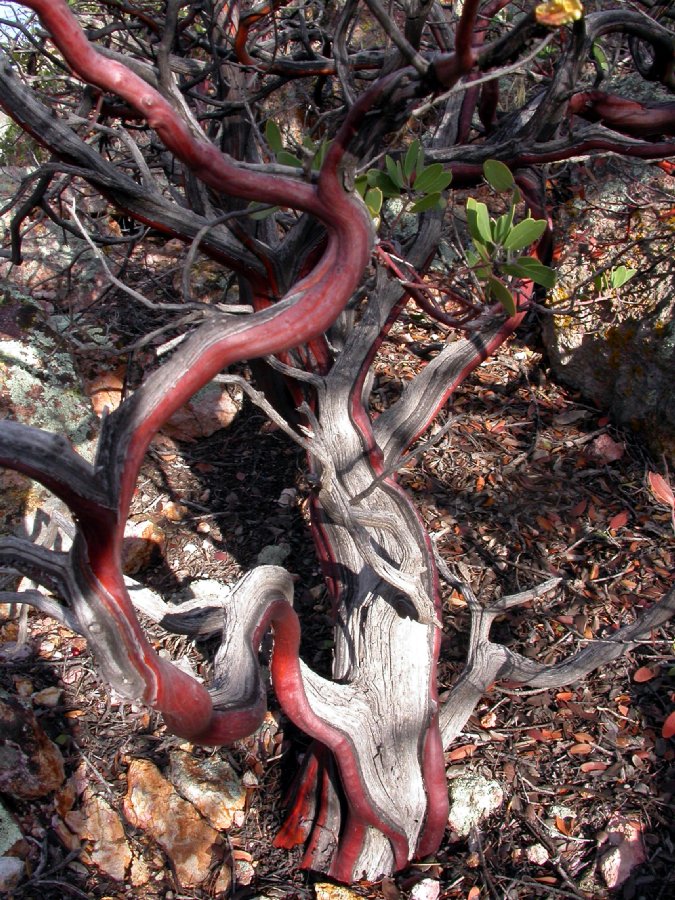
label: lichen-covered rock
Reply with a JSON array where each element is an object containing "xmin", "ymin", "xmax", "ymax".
[
  {"xmin": 447, "ymin": 774, "xmax": 504, "ymax": 836},
  {"xmin": 543, "ymin": 158, "xmax": 674, "ymax": 461}
]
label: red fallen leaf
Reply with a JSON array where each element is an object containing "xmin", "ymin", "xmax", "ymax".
[
  {"xmin": 580, "ymin": 761, "xmax": 607, "ymax": 773},
  {"xmin": 527, "ymin": 728, "xmax": 562, "ymax": 742},
  {"xmin": 570, "ymin": 499, "xmax": 587, "ymax": 516},
  {"xmin": 555, "ymin": 815, "xmax": 573, "ymax": 835},
  {"xmin": 648, "ymin": 471, "xmax": 675, "ymax": 507},
  {"xmin": 446, "ymin": 744, "xmax": 477, "ymax": 761},
  {"xmin": 573, "ymin": 731, "xmax": 594, "ymax": 743},
  {"xmin": 633, "ymin": 666, "xmax": 656, "ymax": 683},
  {"xmin": 663, "ymin": 710, "xmax": 675, "ymax": 740},
  {"xmin": 608, "ymin": 510, "xmax": 629, "ymax": 530},
  {"xmin": 468, "ymin": 888, "xmax": 481, "ymax": 900},
  {"xmin": 569, "ymin": 743, "xmax": 593, "ymax": 755}
]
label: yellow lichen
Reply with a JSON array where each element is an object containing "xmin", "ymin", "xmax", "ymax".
[{"xmin": 535, "ymin": 0, "xmax": 584, "ymax": 27}]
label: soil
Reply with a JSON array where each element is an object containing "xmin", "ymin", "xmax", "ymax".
[{"xmin": 0, "ymin": 200, "xmax": 673, "ymax": 900}]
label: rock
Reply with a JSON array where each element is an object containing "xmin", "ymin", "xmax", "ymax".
[
  {"xmin": 0, "ymin": 856, "xmax": 24, "ymax": 893},
  {"xmin": 0, "ymin": 799, "xmax": 22, "ymax": 855},
  {"xmin": 0, "ymin": 691, "xmax": 65, "ymax": 798},
  {"xmin": 162, "ymin": 382, "xmax": 242, "ymax": 442},
  {"xmin": 169, "ymin": 750, "xmax": 246, "ymax": 830},
  {"xmin": 122, "ymin": 520, "xmax": 166, "ymax": 575},
  {"xmin": 257, "ymin": 543, "xmax": 291, "ymax": 566},
  {"xmin": 123, "ymin": 758, "xmax": 220, "ymax": 888},
  {"xmin": 525, "ymin": 843, "xmax": 550, "ymax": 865},
  {"xmin": 447, "ymin": 774, "xmax": 504, "ymax": 836},
  {"xmin": 543, "ymin": 158, "xmax": 675, "ymax": 461},
  {"xmin": 410, "ymin": 878, "xmax": 440, "ymax": 900},
  {"xmin": 69, "ymin": 789, "xmax": 132, "ymax": 882},
  {"xmin": 315, "ymin": 884, "xmax": 363, "ymax": 900},
  {"xmin": 598, "ymin": 816, "xmax": 647, "ymax": 889},
  {"xmin": 0, "ymin": 309, "xmax": 98, "ymax": 460}
]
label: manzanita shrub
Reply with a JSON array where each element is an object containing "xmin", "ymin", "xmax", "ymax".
[{"xmin": 0, "ymin": 0, "xmax": 673, "ymax": 883}]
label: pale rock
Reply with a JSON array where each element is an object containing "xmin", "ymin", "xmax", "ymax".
[
  {"xmin": 0, "ymin": 856, "xmax": 24, "ymax": 893},
  {"xmin": 169, "ymin": 750, "xmax": 246, "ymax": 830},
  {"xmin": 0, "ymin": 800, "xmax": 22, "ymax": 855},
  {"xmin": 410, "ymin": 878, "xmax": 441, "ymax": 899},
  {"xmin": 234, "ymin": 858, "xmax": 255, "ymax": 885},
  {"xmin": 257, "ymin": 543, "xmax": 291, "ymax": 566},
  {"xmin": 598, "ymin": 816, "xmax": 646, "ymax": 889},
  {"xmin": 162, "ymin": 382, "xmax": 241, "ymax": 442},
  {"xmin": 447, "ymin": 775, "xmax": 504, "ymax": 836},
  {"xmin": 130, "ymin": 855, "xmax": 152, "ymax": 887},
  {"xmin": 525, "ymin": 843, "xmax": 550, "ymax": 865},
  {"xmin": 74, "ymin": 789, "xmax": 132, "ymax": 881},
  {"xmin": 123, "ymin": 758, "xmax": 220, "ymax": 887}
]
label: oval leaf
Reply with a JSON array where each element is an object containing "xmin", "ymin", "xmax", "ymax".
[
  {"xmin": 276, "ymin": 149, "xmax": 302, "ymax": 168},
  {"xmin": 385, "ymin": 154, "xmax": 404, "ymax": 188},
  {"xmin": 410, "ymin": 192, "xmax": 444, "ymax": 214},
  {"xmin": 483, "ymin": 159, "xmax": 514, "ymax": 192},
  {"xmin": 404, "ymin": 139, "xmax": 422, "ymax": 179},
  {"xmin": 503, "ymin": 218, "xmax": 547, "ymax": 251},
  {"xmin": 467, "ymin": 197, "xmax": 493, "ymax": 245},
  {"xmin": 502, "ymin": 259, "xmax": 556, "ymax": 288},
  {"xmin": 364, "ymin": 186, "xmax": 383, "ymax": 217},
  {"xmin": 367, "ymin": 169, "xmax": 401, "ymax": 197},
  {"xmin": 414, "ymin": 163, "xmax": 449, "ymax": 194},
  {"xmin": 633, "ymin": 666, "xmax": 656, "ymax": 683},
  {"xmin": 663, "ymin": 709, "xmax": 675, "ymax": 740},
  {"xmin": 487, "ymin": 275, "xmax": 516, "ymax": 316},
  {"xmin": 265, "ymin": 119, "xmax": 283, "ymax": 154}
]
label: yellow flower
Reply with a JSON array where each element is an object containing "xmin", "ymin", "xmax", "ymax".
[{"xmin": 535, "ymin": 0, "xmax": 584, "ymax": 27}]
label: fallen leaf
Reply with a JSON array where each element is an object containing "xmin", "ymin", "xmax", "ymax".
[
  {"xmin": 633, "ymin": 666, "xmax": 656, "ymax": 683},
  {"xmin": 580, "ymin": 762, "xmax": 607, "ymax": 773},
  {"xmin": 446, "ymin": 744, "xmax": 477, "ymax": 761},
  {"xmin": 662, "ymin": 710, "xmax": 675, "ymax": 740},
  {"xmin": 569, "ymin": 743, "xmax": 593, "ymax": 755},
  {"xmin": 608, "ymin": 510, "xmax": 629, "ymax": 530},
  {"xmin": 648, "ymin": 471, "xmax": 675, "ymax": 507}
]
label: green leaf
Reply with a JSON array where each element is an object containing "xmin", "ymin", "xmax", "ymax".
[
  {"xmin": 365, "ymin": 187, "xmax": 383, "ymax": 218},
  {"xmin": 466, "ymin": 197, "xmax": 493, "ymax": 245},
  {"xmin": 502, "ymin": 257, "xmax": 557, "ymax": 288},
  {"xmin": 265, "ymin": 119, "xmax": 284, "ymax": 154},
  {"xmin": 483, "ymin": 159, "xmax": 514, "ymax": 192},
  {"xmin": 410, "ymin": 192, "xmax": 444, "ymax": 213},
  {"xmin": 248, "ymin": 202, "xmax": 280, "ymax": 220},
  {"xmin": 385, "ymin": 154, "xmax": 405, "ymax": 189},
  {"xmin": 592, "ymin": 42, "xmax": 609, "ymax": 72},
  {"xmin": 493, "ymin": 208, "xmax": 515, "ymax": 244},
  {"xmin": 276, "ymin": 150, "xmax": 303, "ymax": 168},
  {"xmin": 414, "ymin": 163, "xmax": 452, "ymax": 194},
  {"xmin": 487, "ymin": 275, "xmax": 516, "ymax": 316},
  {"xmin": 354, "ymin": 174, "xmax": 368, "ymax": 198},
  {"xmin": 367, "ymin": 169, "xmax": 402, "ymax": 197},
  {"xmin": 610, "ymin": 265, "xmax": 637, "ymax": 289},
  {"xmin": 503, "ymin": 217, "xmax": 547, "ymax": 252},
  {"xmin": 404, "ymin": 139, "xmax": 422, "ymax": 180},
  {"xmin": 472, "ymin": 240, "xmax": 492, "ymax": 264}
]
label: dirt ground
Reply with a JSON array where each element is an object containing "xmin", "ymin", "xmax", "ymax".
[{"xmin": 0, "ymin": 179, "xmax": 673, "ymax": 899}]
